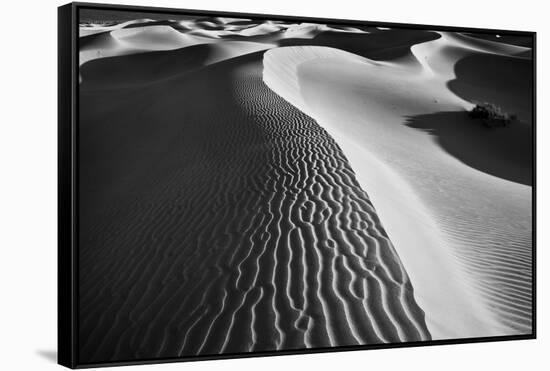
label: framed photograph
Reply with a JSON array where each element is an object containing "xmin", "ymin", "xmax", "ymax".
[{"xmin": 58, "ymin": 2, "xmax": 536, "ymax": 368}]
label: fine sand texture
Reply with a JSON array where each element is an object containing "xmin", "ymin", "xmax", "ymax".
[
  {"xmin": 79, "ymin": 42, "xmax": 430, "ymax": 363},
  {"xmin": 78, "ymin": 14, "xmax": 533, "ymax": 364}
]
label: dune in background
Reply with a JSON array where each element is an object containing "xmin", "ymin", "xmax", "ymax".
[
  {"xmin": 79, "ymin": 18, "xmax": 157, "ymax": 37},
  {"xmin": 79, "ymin": 17, "xmax": 413, "ymax": 67},
  {"xmin": 263, "ymin": 32, "xmax": 532, "ymax": 338},
  {"xmin": 79, "ymin": 18, "xmax": 350, "ymax": 66},
  {"xmin": 77, "ymin": 13, "xmax": 533, "ymax": 362}
]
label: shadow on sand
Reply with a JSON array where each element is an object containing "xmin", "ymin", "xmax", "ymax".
[
  {"xmin": 448, "ymin": 53, "xmax": 533, "ymax": 125},
  {"xmin": 36, "ymin": 350, "xmax": 57, "ymax": 363},
  {"xmin": 405, "ymin": 111, "xmax": 532, "ymax": 186}
]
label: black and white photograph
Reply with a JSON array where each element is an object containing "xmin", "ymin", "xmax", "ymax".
[
  {"xmin": 5, "ymin": 1, "xmax": 549, "ymax": 370},
  {"xmin": 68, "ymin": 4, "xmax": 535, "ymax": 366}
]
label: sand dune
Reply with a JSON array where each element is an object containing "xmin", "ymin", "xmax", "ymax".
[
  {"xmin": 77, "ymin": 15, "xmax": 533, "ymax": 362},
  {"xmin": 277, "ymin": 29, "xmax": 440, "ymax": 61},
  {"xmin": 322, "ymin": 25, "xmax": 367, "ymax": 34},
  {"xmin": 410, "ymin": 32, "xmax": 530, "ymax": 79},
  {"xmin": 79, "ymin": 27, "xmax": 209, "ymax": 66},
  {"xmin": 79, "ymin": 18, "xmax": 156, "ymax": 37},
  {"xmin": 79, "ymin": 25, "xmax": 276, "ymax": 74},
  {"xmin": 263, "ymin": 36, "xmax": 532, "ymax": 338},
  {"xmin": 464, "ymin": 32, "xmax": 534, "ymax": 48},
  {"xmin": 80, "ymin": 41, "xmax": 274, "ymax": 88},
  {"xmin": 449, "ymin": 53, "xmax": 532, "ymax": 125},
  {"xmin": 78, "ymin": 47, "xmax": 431, "ymax": 363},
  {"xmin": 80, "ymin": 31, "xmax": 145, "ymax": 67},
  {"xmin": 110, "ymin": 25, "xmax": 210, "ymax": 50},
  {"xmin": 79, "ymin": 19, "xmax": 381, "ymax": 67}
]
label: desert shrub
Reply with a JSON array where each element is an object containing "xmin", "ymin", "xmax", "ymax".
[{"xmin": 468, "ymin": 103, "xmax": 516, "ymax": 128}]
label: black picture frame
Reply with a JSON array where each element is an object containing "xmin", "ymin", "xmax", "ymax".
[{"xmin": 58, "ymin": 2, "xmax": 537, "ymax": 368}]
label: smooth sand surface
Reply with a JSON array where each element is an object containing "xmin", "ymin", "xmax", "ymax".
[{"xmin": 263, "ymin": 33, "xmax": 532, "ymax": 338}]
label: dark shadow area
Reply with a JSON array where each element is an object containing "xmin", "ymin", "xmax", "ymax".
[
  {"xmin": 462, "ymin": 32, "xmax": 533, "ymax": 48},
  {"xmin": 279, "ymin": 29, "xmax": 441, "ymax": 60},
  {"xmin": 80, "ymin": 43, "xmax": 213, "ymax": 88},
  {"xmin": 36, "ymin": 350, "xmax": 57, "ymax": 363},
  {"xmin": 405, "ymin": 111, "xmax": 532, "ymax": 186},
  {"xmin": 448, "ymin": 53, "xmax": 533, "ymax": 125},
  {"xmin": 214, "ymin": 28, "xmax": 440, "ymax": 61},
  {"xmin": 122, "ymin": 19, "xmax": 194, "ymax": 31}
]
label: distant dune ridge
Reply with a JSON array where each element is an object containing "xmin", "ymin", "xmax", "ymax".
[{"xmin": 78, "ymin": 13, "xmax": 533, "ymax": 363}]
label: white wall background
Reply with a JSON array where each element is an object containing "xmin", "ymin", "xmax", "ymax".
[{"xmin": 0, "ymin": 0, "xmax": 546, "ymax": 369}]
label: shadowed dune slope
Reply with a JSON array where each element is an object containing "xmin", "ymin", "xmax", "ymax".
[
  {"xmin": 448, "ymin": 53, "xmax": 533, "ymax": 124},
  {"xmin": 78, "ymin": 50, "xmax": 430, "ymax": 363},
  {"xmin": 406, "ymin": 111, "xmax": 532, "ymax": 186},
  {"xmin": 278, "ymin": 29, "xmax": 441, "ymax": 60},
  {"xmin": 463, "ymin": 33, "xmax": 534, "ymax": 48},
  {"xmin": 80, "ymin": 41, "xmax": 273, "ymax": 88},
  {"xmin": 80, "ymin": 43, "xmax": 212, "ymax": 88}
]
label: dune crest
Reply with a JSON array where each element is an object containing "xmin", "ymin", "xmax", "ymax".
[
  {"xmin": 263, "ymin": 39, "xmax": 532, "ymax": 338},
  {"xmin": 410, "ymin": 32, "xmax": 530, "ymax": 79},
  {"xmin": 110, "ymin": 25, "xmax": 208, "ymax": 49}
]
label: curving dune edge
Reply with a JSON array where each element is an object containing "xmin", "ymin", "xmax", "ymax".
[{"xmin": 262, "ymin": 34, "xmax": 532, "ymax": 339}]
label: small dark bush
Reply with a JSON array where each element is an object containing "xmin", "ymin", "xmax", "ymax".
[{"xmin": 468, "ymin": 103, "xmax": 516, "ymax": 128}]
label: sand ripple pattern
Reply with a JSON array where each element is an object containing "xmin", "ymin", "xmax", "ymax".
[
  {"xmin": 437, "ymin": 207, "xmax": 532, "ymax": 333},
  {"xmin": 78, "ymin": 52, "xmax": 430, "ymax": 364},
  {"xmin": 261, "ymin": 44, "xmax": 533, "ymax": 338}
]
